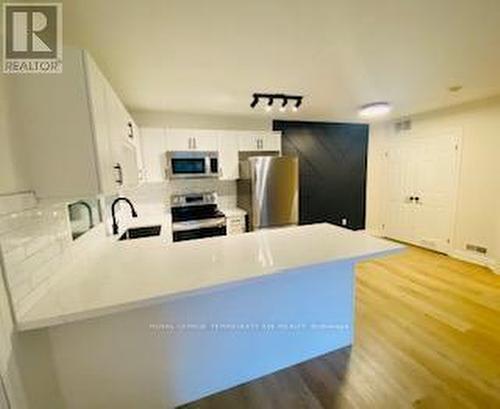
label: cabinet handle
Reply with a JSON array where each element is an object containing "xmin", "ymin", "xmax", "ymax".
[
  {"xmin": 193, "ymin": 137, "xmax": 197, "ymax": 150},
  {"xmin": 114, "ymin": 163, "xmax": 124, "ymax": 186},
  {"xmin": 127, "ymin": 122, "xmax": 133, "ymax": 139}
]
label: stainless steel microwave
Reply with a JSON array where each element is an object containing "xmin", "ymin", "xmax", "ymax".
[{"xmin": 165, "ymin": 151, "xmax": 219, "ymax": 179}]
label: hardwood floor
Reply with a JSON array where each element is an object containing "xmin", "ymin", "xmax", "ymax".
[{"xmin": 180, "ymin": 246, "xmax": 500, "ymax": 409}]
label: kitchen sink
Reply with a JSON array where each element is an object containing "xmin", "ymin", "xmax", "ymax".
[{"xmin": 119, "ymin": 225, "xmax": 162, "ymax": 241}]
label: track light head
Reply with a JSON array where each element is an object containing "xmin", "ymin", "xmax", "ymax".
[
  {"xmin": 279, "ymin": 98, "xmax": 288, "ymax": 112},
  {"xmin": 250, "ymin": 95, "xmax": 259, "ymax": 109},
  {"xmin": 265, "ymin": 97, "xmax": 273, "ymax": 112},
  {"xmin": 291, "ymin": 97, "xmax": 302, "ymax": 112}
]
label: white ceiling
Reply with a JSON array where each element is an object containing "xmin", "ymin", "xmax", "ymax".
[{"xmin": 61, "ymin": 0, "xmax": 500, "ymax": 122}]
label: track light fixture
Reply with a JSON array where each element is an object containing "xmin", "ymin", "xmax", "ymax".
[{"xmin": 250, "ymin": 93, "xmax": 303, "ymax": 112}]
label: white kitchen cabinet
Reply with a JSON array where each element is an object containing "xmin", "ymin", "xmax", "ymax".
[
  {"xmin": 9, "ymin": 48, "xmax": 140, "ymax": 198},
  {"xmin": 218, "ymin": 131, "xmax": 239, "ymax": 180},
  {"xmin": 140, "ymin": 128, "xmax": 167, "ymax": 182},
  {"xmin": 139, "ymin": 128, "xmax": 282, "ymax": 183},
  {"xmin": 131, "ymin": 121, "xmax": 145, "ymax": 184},
  {"xmin": 226, "ymin": 215, "xmax": 246, "ymax": 235},
  {"xmin": 84, "ymin": 53, "xmax": 117, "ymax": 194},
  {"xmin": 166, "ymin": 129, "xmax": 218, "ymax": 151},
  {"xmin": 238, "ymin": 131, "xmax": 281, "ymax": 152},
  {"xmin": 104, "ymin": 83, "xmax": 141, "ymax": 190}
]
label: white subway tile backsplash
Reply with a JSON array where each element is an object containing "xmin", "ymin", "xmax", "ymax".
[
  {"xmin": 0, "ymin": 192, "xmax": 36, "ymax": 216},
  {"xmin": 0, "ymin": 195, "xmax": 72, "ymax": 315}
]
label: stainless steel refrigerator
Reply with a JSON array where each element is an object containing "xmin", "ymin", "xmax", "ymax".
[{"xmin": 237, "ymin": 154, "xmax": 299, "ymax": 231}]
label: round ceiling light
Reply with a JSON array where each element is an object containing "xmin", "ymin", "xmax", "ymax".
[{"xmin": 358, "ymin": 102, "xmax": 392, "ymax": 118}]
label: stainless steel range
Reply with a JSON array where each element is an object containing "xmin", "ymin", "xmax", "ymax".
[{"xmin": 170, "ymin": 192, "xmax": 226, "ymax": 242}]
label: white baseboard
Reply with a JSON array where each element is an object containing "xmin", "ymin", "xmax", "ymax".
[{"xmin": 450, "ymin": 250, "xmax": 499, "ymax": 274}]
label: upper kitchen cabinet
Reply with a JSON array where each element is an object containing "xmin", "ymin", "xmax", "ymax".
[
  {"xmin": 8, "ymin": 48, "xmax": 140, "ymax": 198},
  {"xmin": 104, "ymin": 82, "xmax": 141, "ymax": 190},
  {"xmin": 238, "ymin": 131, "xmax": 282, "ymax": 152},
  {"xmin": 140, "ymin": 128, "xmax": 167, "ymax": 183},
  {"xmin": 166, "ymin": 129, "xmax": 218, "ymax": 152},
  {"xmin": 218, "ymin": 131, "xmax": 239, "ymax": 180}
]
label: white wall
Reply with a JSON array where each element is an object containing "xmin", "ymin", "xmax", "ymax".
[
  {"xmin": 0, "ymin": 77, "xmax": 30, "ymax": 196},
  {"xmin": 0, "ymin": 64, "xmax": 65, "ymax": 408},
  {"xmin": 367, "ymin": 96, "xmax": 500, "ymax": 271},
  {"xmin": 132, "ymin": 110, "xmax": 272, "ymax": 131},
  {"xmin": 0, "ymin": 63, "xmax": 30, "ymax": 409}
]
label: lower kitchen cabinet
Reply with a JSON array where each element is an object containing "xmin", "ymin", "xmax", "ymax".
[{"xmin": 226, "ymin": 215, "xmax": 246, "ymax": 235}]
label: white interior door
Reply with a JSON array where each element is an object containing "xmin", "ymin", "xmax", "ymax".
[
  {"xmin": 384, "ymin": 130, "xmax": 460, "ymax": 253},
  {"xmin": 384, "ymin": 141, "xmax": 416, "ymax": 243},
  {"xmin": 412, "ymin": 133, "xmax": 460, "ymax": 252}
]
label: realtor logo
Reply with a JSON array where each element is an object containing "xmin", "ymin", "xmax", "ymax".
[{"xmin": 3, "ymin": 3, "xmax": 62, "ymax": 73}]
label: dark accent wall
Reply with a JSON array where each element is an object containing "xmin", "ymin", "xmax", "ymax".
[{"xmin": 273, "ymin": 120, "xmax": 369, "ymax": 230}]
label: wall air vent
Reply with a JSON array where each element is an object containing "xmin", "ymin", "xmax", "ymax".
[
  {"xmin": 394, "ymin": 119, "xmax": 412, "ymax": 132},
  {"xmin": 466, "ymin": 244, "xmax": 488, "ymax": 255}
]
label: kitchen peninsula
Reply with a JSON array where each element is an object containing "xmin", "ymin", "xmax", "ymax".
[{"xmin": 17, "ymin": 223, "xmax": 403, "ymax": 408}]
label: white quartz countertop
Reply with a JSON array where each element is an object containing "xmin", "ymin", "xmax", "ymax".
[
  {"xmin": 221, "ymin": 207, "xmax": 247, "ymax": 217},
  {"xmin": 17, "ymin": 224, "xmax": 404, "ymax": 331}
]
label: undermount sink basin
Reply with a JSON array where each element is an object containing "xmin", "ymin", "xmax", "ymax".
[{"xmin": 119, "ymin": 225, "xmax": 161, "ymax": 241}]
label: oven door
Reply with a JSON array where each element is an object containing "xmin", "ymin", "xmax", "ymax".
[{"xmin": 172, "ymin": 218, "xmax": 227, "ymax": 242}]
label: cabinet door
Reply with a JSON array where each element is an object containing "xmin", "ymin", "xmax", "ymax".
[
  {"xmin": 118, "ymin": 142, "xmax": 139, "ymax": 188},
  {"xmin": 192, "ymin": 131, "xmax": 218, "ymax": 151},
  {"xmin": 140, "ymin": 128, "xmax": 167, "ymax": 182},
  {"xmin": 105, "ymin": 85, "xmax": 140, "ymax": 189},
  {"xmin": 165, "ymin": 130, "xmax": 192, "ymax": 151},
  {"xmin": 238, "ymin": 132, "xmax": 261, "ymax": 151},
  {"xmin": 84, "ymin": 53, "xmax": 117, "ymax": 194},
  {"xmin": 218, "ymin": 131, "xmax": 239, "ymax": 180},
  {"xmin": 226, "ymin": 216, "xmax": 246, "ymax": 235},
  {"xmin": 166, "ymin": 129, "xmax": 218, "ymax": 151},
  {"xmin": 130, "ymin": 121, "xmax": 145, "ymax": 183}
]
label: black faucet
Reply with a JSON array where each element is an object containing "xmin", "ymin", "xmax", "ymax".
[
  {"xmin": 70, "ymin": 200, "xmax": 94, "ymax": 229},
  {"xmin": 111, "ymin": 197, "xmax": 138, "ymax": 235}
]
